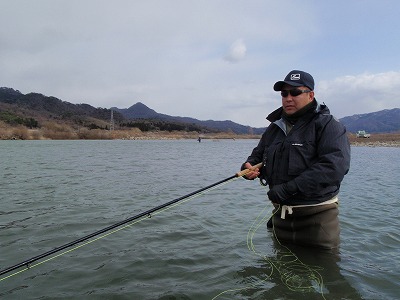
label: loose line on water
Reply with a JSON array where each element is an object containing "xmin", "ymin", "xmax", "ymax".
[{"xmin": 212, "ymin": 184, "xmax": 328, "ymax": 299}]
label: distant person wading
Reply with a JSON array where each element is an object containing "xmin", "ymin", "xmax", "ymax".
[{"xmin": 242, "ymin": 70, "xmax": 351, "ymax": 249}]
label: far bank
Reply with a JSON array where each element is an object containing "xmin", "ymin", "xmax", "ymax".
[{"xmin": 1, "ymin": 125, "xmax": 399, "ymax": 147}]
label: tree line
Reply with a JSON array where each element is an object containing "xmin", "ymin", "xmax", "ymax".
[{"xmin": 120, "ymin": 119, "xmax": 219, "ymax": 133}]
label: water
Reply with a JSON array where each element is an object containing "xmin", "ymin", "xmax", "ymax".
[{"xmin": 0, "ymin": 140, "xmax": 399, "ymax": 299}]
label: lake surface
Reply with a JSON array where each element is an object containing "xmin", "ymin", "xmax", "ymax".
[{"xmin": 0, "ymin": 140, "xmax": 399, "ymax": 299}]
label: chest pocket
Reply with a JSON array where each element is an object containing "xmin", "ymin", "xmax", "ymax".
[
  {"xmin": 288, "ymin": 141, "xmax": 316, "ymax": 175},
  {"xmin": 262, "ymin": 139, "xmax": 286, "ymax": 181}
]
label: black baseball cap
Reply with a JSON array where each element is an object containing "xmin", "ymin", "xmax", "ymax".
[{"xmin": 273, "ymin": 70, "xmax": 314, "ymax": 91}]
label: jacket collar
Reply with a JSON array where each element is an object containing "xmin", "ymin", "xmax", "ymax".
[{"xmin": 266, "ymin": 98, "xmax": 327, "ymax": 123}]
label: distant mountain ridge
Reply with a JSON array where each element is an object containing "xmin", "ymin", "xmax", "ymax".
[
  {"xmin": 0, "ymin": 87, "xmax": 123, "ymax": 124},
  {"xmin": 1, "ymin": 87, "xmax": 399, "ymax": 134},
  {"xmin": 113, "ymin": 102, "xmax": 266, "ymax": 134},
  {"xmin": 339, "ymin": 108, "xmax": 400, "ymax": 133},
  {"xmin": 114, "ymin": 102, "xmax": 400, "ymax": 134}
]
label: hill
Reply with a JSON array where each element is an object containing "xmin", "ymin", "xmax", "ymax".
[
  {"xmin": 0, "ymin": 87, "xmax": 263, "ymax": 135},
  {"xmin": 114, "ymin": 102, "xmax": 400, "ymax": 134},
  {"xmin": 339, "ymin": 108, "xmax": 400, "ymax": 133},
  {"xmin": 0, "ymin": 87, "xmax": 124, "ymax": 128},
  {"xmin": 1, "ymin": 87, "xmax": 399, "ymax": 136},
  {"xmin": 114, "ymin": 102, "xmax": 266, "ymax": 135}
]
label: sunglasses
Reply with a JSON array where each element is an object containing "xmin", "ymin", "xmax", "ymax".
[{"xmin": 280, "ymin": 89, "xmax": 311, "ymax": 97}]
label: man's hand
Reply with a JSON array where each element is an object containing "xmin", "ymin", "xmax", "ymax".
[
  {"xmin": 243, "ymin": 162, "xmax": 260, "ymax": 180},
  {"xmin": 267, "ymin": 181, "xmax": 298, "ymax": 204}
]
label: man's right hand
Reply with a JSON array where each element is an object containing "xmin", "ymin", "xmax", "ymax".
[{"xmin": 243, "ymin": 162, "xmax": 260, "ymax": 180}]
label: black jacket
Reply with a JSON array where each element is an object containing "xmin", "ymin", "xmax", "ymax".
[{"xmin": 245, "ymin": 101, "xmax": 350, "ymax": 205}]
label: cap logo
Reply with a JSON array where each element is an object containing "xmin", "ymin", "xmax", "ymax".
[{"xmin": 290, "ymin": 73, "xmax": 301, "ymax": 80}]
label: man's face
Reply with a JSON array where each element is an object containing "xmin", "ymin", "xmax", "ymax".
[{"xmin": 281, "ymin": 84, "xmax": 314, "ymax": 115}]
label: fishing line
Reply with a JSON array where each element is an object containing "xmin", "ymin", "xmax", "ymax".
[
  {"xmin": 212, "ymin": 201, "xmax": 273, "ymax": 300},
  {"xmin": 213, "ymin": 184, "xmax": 328, "ymax": 299},
  {"xmin": 1, "ymin": 164, "xmax": 261, "ymax": 282}
]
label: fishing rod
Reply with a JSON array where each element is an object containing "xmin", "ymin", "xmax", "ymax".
[{"xmin": 0, "ymin": 163, "xmax": 262, "ymax": 277}]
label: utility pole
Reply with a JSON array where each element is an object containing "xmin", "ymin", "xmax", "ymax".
[{"xmin": 110, "ymin": 109, "xmax": 114, "ymax": 131}]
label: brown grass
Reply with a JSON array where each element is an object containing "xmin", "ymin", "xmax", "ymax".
[{"xmin": 0, "ymin": 120, "xmax": 399, "ymax": 146}]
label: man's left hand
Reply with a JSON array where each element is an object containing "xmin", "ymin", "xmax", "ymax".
[{"xmin": 267, "ymin": 181, "xmax": 298, "ymax": 204}]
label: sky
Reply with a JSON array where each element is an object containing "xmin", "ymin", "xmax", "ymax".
[{"xmin": 1, "ymin": 0, "xmax": 400, "ymax": 128}]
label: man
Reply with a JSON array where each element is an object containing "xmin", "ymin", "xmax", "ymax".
[{"xmin": 242, "ymin": 70, "xmax": 350, "ymax": 249}]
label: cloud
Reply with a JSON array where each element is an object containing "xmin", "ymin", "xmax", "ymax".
[
  {"xmin": 318, "ymin": 71, "xmax": 400, "ymax": 118},
  {"xmin": 0, "ymin": 1, "xmax": 399, "ymax": 128},
  {"xmin": 224, "ymin": 39, "xmax": 247, "ymax": 63}
]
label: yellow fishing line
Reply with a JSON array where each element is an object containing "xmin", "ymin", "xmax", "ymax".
[
  {"xmin": 212, "ymin": 201, "xmax": 273, "ymax": 300},
  {"xmin": 0, "ymin": 176, "xmax": 239, "ymax": 282},
  {"xmin": 268, "ymin": 206, "xmax": 326, "ymax": 297},
  {"xmin": 213, "ymin": 181, "xmax": 328, "ymax": 299}
]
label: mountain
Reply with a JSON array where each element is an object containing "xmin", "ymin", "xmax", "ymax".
[
  {"xmin": 116, "ymin": 102, "xmax": 400, "ymax": 134},
  {"xmin": 114, "ymin": 102, "xmax": 266, "ymax": 135},
  {"xmin": 0, "ymin": 88, "xmax": 262, "ymax": 134},
  {"xmin": 112, "ymin": 102, "xmax": 160, "ymax": 119},
  {"xmin": 0, "ymin": 87, "xmax": 124, "ymax": 128},
  {"xmin": 339, "ymin": 108, "xmax": 400, "ymax": 133},
  {"xmin": 1, "ymin": 87, "xmax": 399, "ymax": 134}
]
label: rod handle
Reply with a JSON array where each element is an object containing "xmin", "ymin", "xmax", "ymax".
[{"xmin": 236, "ymin": 162, "xmax": 263, "ymax": 177}]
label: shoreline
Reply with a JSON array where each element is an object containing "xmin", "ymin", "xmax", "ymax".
[
  {"xmin": 1, "ymin": 127, "xmax": 400, "ymax": 147},
  {"xmin": 349, "ymin": 141, "xmax": 400, "ymax": 147},
  {"xmin": 347, "ymin": 133, "xmax": 400, "ymax": 147}
]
